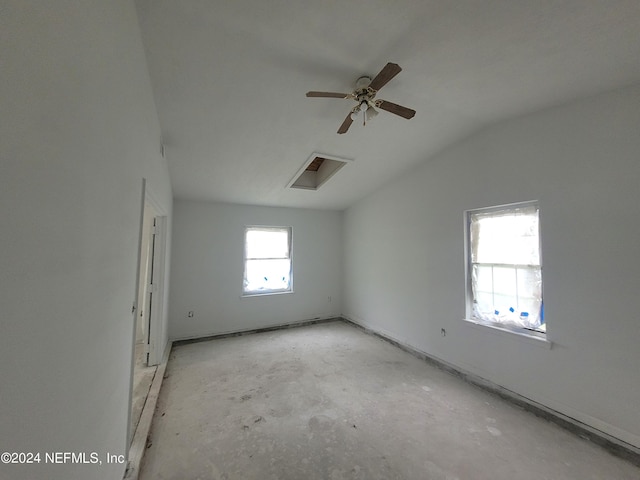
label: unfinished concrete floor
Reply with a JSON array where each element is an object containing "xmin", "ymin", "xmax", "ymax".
[
  {"xmin": 139, "ymin": 321, "xmax": 639, "ymax": 480},
  {"xmin": 130, "ymin": 343, "xmax": 157, "ymax": 445}
]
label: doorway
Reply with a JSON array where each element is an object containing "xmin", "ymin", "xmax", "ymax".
[
  {"xmin": 128, "ymin": 182, "xmax": 168, "ymax": 447},
  {"xmin": 136, "ymin": 201, "xmax": 156, "ymax": 364}
]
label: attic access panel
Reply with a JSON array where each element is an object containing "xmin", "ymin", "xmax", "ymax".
[{"xmin": 287, "ymin": 153, "xmax": 352, "ymax": 191}]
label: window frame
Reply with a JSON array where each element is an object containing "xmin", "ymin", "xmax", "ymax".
[
  {"xmin": 242, "ymin": 225, "xmax": 293, "ymax": 297},
  {"xmin": 464, "ymin": 201, "xmax": 546, "ymax": 339}
]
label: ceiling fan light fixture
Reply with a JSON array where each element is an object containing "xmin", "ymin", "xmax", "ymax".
[
  {"xmin": 366, "ymin": 106, "xmax": 378, "ymax": 121},
  {"xmin": 350, "ymin": 107, "xmax": 361, "ymax": 121}
]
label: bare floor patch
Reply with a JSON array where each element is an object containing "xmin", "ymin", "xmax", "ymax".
[{"xmin": 139, "ymin": 322, "xmax": 640, "ymax": 480}]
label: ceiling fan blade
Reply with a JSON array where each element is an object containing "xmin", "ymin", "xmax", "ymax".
[
  {"xmin": 368, "ymin": 63, "xmax": 402, "ymax": 92},
  {"xmin": 306, "ymin": 91, "xmax": 352, "ymax": 98},
  {"xmin": 337, "ymin": 113, "xmax": 354, "ymax": 134},
  {"xmin": 377, "ymin": 100, "xmax": 416, "ymax": 119}
]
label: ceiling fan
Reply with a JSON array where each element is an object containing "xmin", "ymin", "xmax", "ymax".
[{"xmin": 306, "ymin": 62, "xmax": 416, "ymax": 134}]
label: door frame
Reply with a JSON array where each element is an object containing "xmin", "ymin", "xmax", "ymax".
[{"xmin": 127, "ymin": 179, "xmax": 168, "ymax": 450}]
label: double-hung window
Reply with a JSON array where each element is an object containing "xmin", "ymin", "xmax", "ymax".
[
  {"xmin": 466, "ymin": 202, "xmax": 545, "ymax": 334},
  {"xmin": 243, "ymin": 226, "xmax": 292, "ymax": 295}
]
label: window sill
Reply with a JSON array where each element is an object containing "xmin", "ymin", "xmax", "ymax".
[
  {"xmin": 463, "ymin": 318, "xmax": 552, "ymax": 349},
  {"xmin": 241, "ymin": 290, "xmax": 294, "ymax": 298}
]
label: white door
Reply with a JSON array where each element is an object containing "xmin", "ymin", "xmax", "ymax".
[
  {"xmin": 143, "ymin": 217, "xmax": 157, "ymax": 365},
  {"xmin": 135, "ymin": 201, "xmax": 157, "ymax": 364}
]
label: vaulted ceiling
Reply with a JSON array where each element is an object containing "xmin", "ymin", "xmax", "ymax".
[{"xmin": 135, "ymin": 0, "xmax": 640, "ymax": 210}]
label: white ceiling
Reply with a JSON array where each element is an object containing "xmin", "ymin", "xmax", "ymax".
[{"xmin": 135, "ymin": 0, "xmax": 640, "ymax": 210}]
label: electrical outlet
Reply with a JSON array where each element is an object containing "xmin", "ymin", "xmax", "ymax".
[{"xmin": 188, "ymin": 311, "xmax": 194, "ymax": 318}]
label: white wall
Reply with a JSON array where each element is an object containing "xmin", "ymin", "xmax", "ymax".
[
  {"xmin": 169, "ymin": 201, "xmax": 342, "ymax": 340},
  {"xmin": 343, "ymin": 84, "xmax": 640, "ymax": 448},
  {"xmin": 0, "ymin": 2, "xmax": 172, "ymax": 480}
]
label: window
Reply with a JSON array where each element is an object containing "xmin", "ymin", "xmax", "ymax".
[
  {"xmin": 466, "ymin": 202, "xmax": 545, "ymax": 334},
  {"xmin": 243, "ymin": 226, "xmax": 292, "ymax": 295}
]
